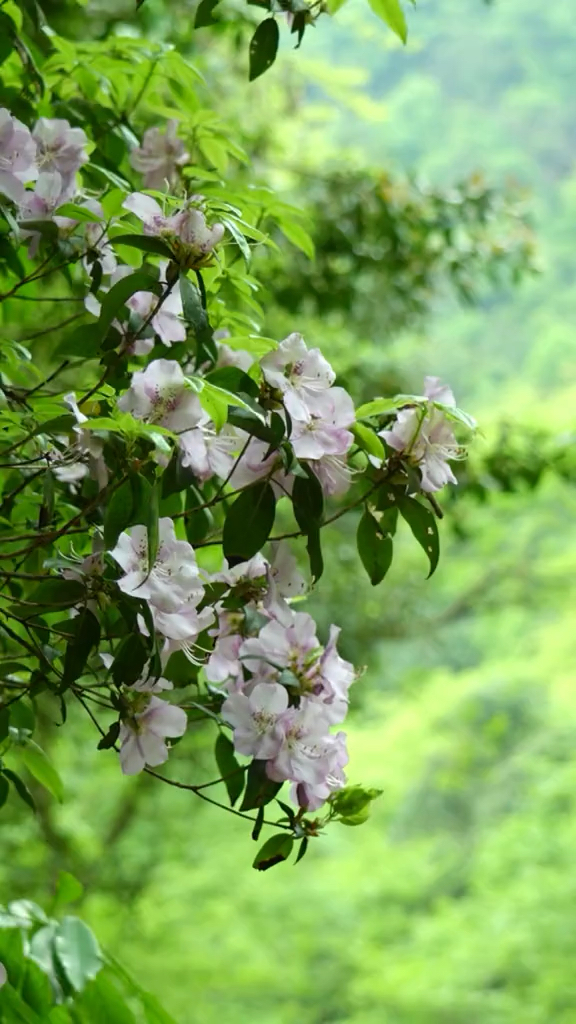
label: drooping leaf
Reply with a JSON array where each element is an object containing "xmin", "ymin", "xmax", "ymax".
[
  {"xmin": 146, "ymin": 481, "xmax": 160, "ymax": 572},
  {"xmin": 249, "ymin": 18, "xmax": 279, "ymax": 81},
  {"xmin": 223, "ymin": 482, "xmax": 276, "ymax": 566},
  {"xmin": 194, "ymin": 0, "xmax": 220, "ymax": 26},
  {"xmin": 292, "ymin": 468, "xmax": 324, "ymax": 581},
  {"xmin": 0, "ymin": 774, "xmax": 9, "ymax": 810},
  {"xmin": 184, "ymin": 485, "xmax": 212, "ymax": 545},
  {"xmin": 21, "ymin": 741, "xmax": 64, "ymax": 802},
  {"xmin": 61, "ymin": 609, "xmax": 100, "ymax": 689},
  {"xmin": 214, "ymin": 733, "xmax": 245, "ymax": 806},
  {"xmin": 111, "ymin": 635, "xmax": 149, "ymax": 687},
  {"xmin": 397, "ymin": 495, "xmax": 440, "ymax": 577},
  {"xmin": 253, "ymin": 833, "xmax": 294, "ymax": 870},
  {"xmin": 3, "ymin": 769, "xmax": 35, "ymax": 810},
  {"xmin": 367, "ymin": 0, "xmax": 407, "ymax": 42},
  {"xmin": 356, "ymin": 511, "xmax": 394, "ymax": 585},
  {"xmin": 103, "ymin": 478, "xmax": 134, "ymax": 550},
  {"xmin": 240, "ymin": 759, "xmax": 282, "ymax": 810},
  {"xmin": 54, "ymin": 917, "xmax": 102, "ymax": 992}
]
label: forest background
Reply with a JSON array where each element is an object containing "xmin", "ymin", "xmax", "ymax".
[{"xmin": 3, "ymin": 0, "xmax": 576, "ymax": 1021}]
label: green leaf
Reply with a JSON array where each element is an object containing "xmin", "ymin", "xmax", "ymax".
[
  {"xmin": 227, "ymin": 407, "xmax": 283, "ymax": 445},
  {"xmin": 54, "ymin": 917, "xmax": 102, "ymax": 992},
  {"xmin": 179, "ymin": 274, "xmax": 209, "ymax": 334},
  {"xmin": 111, "ymin": 635, "xmax": 149, "ymax": 687},
  {"xmin": 23, "ymin": 579, "xmax": 85, "ymax": 617},
  {"xmin": 249, "ymin": 18, "xmax": 279, "ymax": 81},
  {"xmin": 434, "ymin": 402, "xmax": 477, "ymax": 432},
  {"xmin": 97, "ymin": 721, "xmax": 120, "ymax": 750},
  {"xmin": 184, "ymin": 486, "xmax": 212, "ymax": 545},
  {"xmin": 104, "ymin": 478, "xmax": 134, "ymax": 550},
  {"xmin": 54, "ymin": 871, "xmax": 84, "ymax": 909},
  {"xmin": 397, "ymin": 495, "xmax": 440, "ymax": 577},
  {"xmin": 74, "ymin": 970, "xmax": 137, "ymax": 1024},
  {"xmin": 356, "ymin": 511, "xmax": 394, "ymax": 585},
  {"xmin": 292, "ymin": 468, "xmax": 324, "ymax": 582},
  {"xmin": 97, "ymin": 271, "xmax": 161, "ymax": 339},
  {"xmin": 0, "ymin": 705, "xmax": 9, "ymax": 743},
  {"xmin": 110, "ymin": 234, "xmax": 174, "ymax": 260},
  {"xmin": 205, "ymin": 366, "xmax": 259, "ymax": 400},
  {"xmin": 367, "ymin": 0, "xmax": 407, "ymax": 42},
  {"xmin": 0, "ymin": 982, "xmax": 44, "ymax": 1023},
  {"xmin": 18, "ymin": 218, "xmax": 59, "ymax": 242},
  {"xmin": 330, "ymin": 784, "xmax": 382, "ymax": 825},
  {"xmin": 61, "ymin": 609, "xmax": 100, "ymax": 688},
  {"xmin": 295, "ymin": 836, "xmax": 309, "ymax": 863},
  {"xmin": 223, "ymin": 482, "xmax": 276, "ymax": 566},
  {"xmin": 221, "ymin": 217, "xmax": 252, "ymax": 263},
  {"xmin": 253, "ymin": 833, "xmax": 294, "ymax": 870},
  {"xmin": 55, "ymin": 203, "xmax": 103, "ymax": 223},
  {"xmin": 279, "ymin": 218, "xmax": 315, "ymax": 259},
  {"xmin": 214, "ymin": 733, "xmax": 245, "ymax": 807},
  {"xmin": 3, "ymin": 769, "xmax": 35, "ymax": 811},
  {"xmin": 21, "ymin": 741, "xmax": 64, "ymax": 802},
  {"xmin": 146, "ymin": 481, "xmax": 160, "ymax": 572},
  {"xmin": 352, "ymin": 422, "xmax": 385, "ymax": 461},
  {"xmin": 240, "ymin": 759, "xmax": 282, "ymax": 810},
  {"xmin": 0, "ymin": 774, "xmax": 9, "ymax": 809},
  {"xmin": 355, "ymin": 395, "xmax": 423, "ymax": 419},
  {"xmin": 195, "ymin": 0, "xmax": 220, "ymax": 26}
]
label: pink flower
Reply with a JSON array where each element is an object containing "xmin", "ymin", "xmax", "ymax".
[
  {"xmin": 32, "ymin": 117, "xmax": 88, "ymax": 193},
  {"xmin": 0, "ymin": 107, "xmax": 37, "ymax": 203},
  {"xmin": 308, "ymin": 454, "xmax": 352, "ymax": 498},
  {"xmin": 266, "ymin": 699, "xmax": 343, "ymax": 789},
  {"xmin": 380, "ymin": 376, "xmax": 461, "ymax": 493},
  {"xmin": 130, "ymin": 120, "xmax": 189, "ymax": 190},
  {"xmin": 290, "ymin": 387, "xmax": 355, "ymax": 461},
  {"xmin": 215, "ymin": 341, "xmax": 254, "ymax": 373},
  {"xmin": 118, "ymin": 359, "xmax": 203, "ymax": 432},
  {"xmin": 110, "ymin": 518, "xmax": 201, "ymax": 613},
  {"xmin": 260, "ymin": 333, "xmax": 335, "ymax": 420},
  {"xmin": 289, "ymin": 730, "xmax": 349, "ymax": 810},
  {"xmin": 179, "ymin": 422, "xmax": 240, "ymax": 483},
  {"xmin": 123, "ymin": 193, "xmax": 224, "ymax": 266},
  {"xmin": 222, "ymin": 681, "xmax": 288, "ymax": 758},
  {"xmin": 241, "ymin": 612, "xmax": 320, "ymax": 682},
  {"xmin": 18, "ymin": 171, "xmax": 68, "ymax": 256},
  {"xmin": 151, "ymin": 600, "xmax": 215, "ymax": 664},
  {"xmin": 119, "ymin": 695, "xmax": 187, "ymax": 774}
]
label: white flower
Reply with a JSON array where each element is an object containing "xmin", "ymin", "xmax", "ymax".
[
  {"xmin": 57, "ymin": 391, "xmax": 108, "ymax": 490},
  {"xmin": 289, "ymin": 730, "xmax": 349, "ymax": 810},
  {"xmin": 308, "ymin": 454, "xmax": 352, "ymax": 498},
  {"xmin": 241, "ymin": 612, "xmax": 320, "ymax": 682},
  {"xmin": 290, "ymin": 387, "xmax": 355, "ymax": 461},
  {"xmin": 380, "ymin": 376, "xmax": 461, "ymax": 493},
  {"xmin": 110, "ymin": 518, "xmax": 201, "ymax": 612},
  {"xmin": 119, "ymin": 695, "xmax": 187, "ymax": 775},
  {"xmin": 215, "ymin": 341, "xmax": 254, "ymax": 373},
  {"xmin": 222, "ymin": 681, "xmax": 288, "ymax": 758},
  {"xmin": 260, "ymin": 333, "xmax": 335, "ymax": 420},
  {"xmin": 32, "ymin": 117, "xmax": 88, "ymax": 193},
  {"xmin": 0, "ymin": 108, "xmax": 37, "ymax": 203},
  {"xmin": 266, "ymin": 699, "xmax": 341, "ymax": 788},
  {"xmin": 130, "ymin": 120, "xmax": 189, "ymax": 190},
  {"xmin": 123, "ymin": 193, "xmax": 224, "ymax": 263},
  {"xmin": 179, "ymin": 422, "xmax": 240, "ymax": 483},
  {"xmin": 151, "ymin": 600, "xmax": 215, "ymax": 665},
  {"xmin": 117, "ymin": 359, "xmax": 203, "ymax": 432},
  {"xmin": 18, "ymin": 172, "xmax": 68, "ymax": 256}
]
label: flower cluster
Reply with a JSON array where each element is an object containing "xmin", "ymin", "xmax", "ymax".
[
  {"xmin": 123, "ymin": 192, "xmax": 224, "ymax": 270},
  {"xmin": 109, "ymin": 515, "xmax": 354, "ymax": 809},
  {"xmin": 380, "ymin": 376, "xmax": 465, "ymax": 492}
]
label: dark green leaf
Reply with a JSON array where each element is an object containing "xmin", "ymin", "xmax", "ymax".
[
  {"xmin": 0, "ymin": 14, "xmax": 15, "ymax": 68},
  {"xmin": 253, "ymin": 833, "xmax": 294, "ymax": 870},
  {"xmin": 0, "ymin": 705, "xmax": 9, "ymax": 743},
  {"xmin": 214, "ymin": 733, "xmax": 245, "ymax": 806},
  {"xmin": 74, "ymin": 970, "xmax": 137, "ymax": 1024},
  {"xmin": 184, "ymin": 485, "xmax": 212, "ymax": 545},
  {"xmin": 295, "ymin": 836, "xmax": 309, "ymax": 863},
  {"xmin": 18, "ymin": 218, "xmax": 59, "ymax": 241},
  {"xmin": 227, "ymin": 406, "xmax": 283, "ymax": 445},
  {"xmin": 292, "ymin": 468, "xmax": 324, "ymax": 581},
  {"xmin": 111, "ymin": 635, "xmax": 149, "ymax": 687},
  {"xmin": 54, "ymin": 917, "xmax": 102, "ymax": 992},
  {"xmin": 38, "ymin": 468, "xmax": 54, "ymax": 530},
  {"xmin": 146, "ymin": 481, "xmax": 160, "ymax": 572},
  {"xmin": 223, "ymin": 482, "xmax": 276, "ymax": 566},
  {"xmin": 61, "ymin": 609, "xmax": 100, "ymax": 688},
  {"xmin": 195, "ymin": 0, "xmax": 220, "ymax": 27},
  {"xmin": 17, "ymin": 579, "xmax": 85, "ymax": 620},
  {"xmin": 356, "ymin": 510, "xmax": 394, "ymax": 585},
  {"xmin": 179, "ymin": 273, "xmax": 208, "ymax": 334},
  {"xmin": 206, "ymin": 366, "xmax": 259, "ymax": 399},
  {"xmin": 56, "ymin": 323, "xmax": 103, "ymax": 359},
  {"xmin": 97, "ymin": 720, "xmax": 120, "ymax": 750},
  {"xmin": 98, "ymin": 271, "xmax": 161, "ymax": 340},
  {"xmin": 398, "ymin": 495, "xmax": 440, "ymax": 577},
  {"xmin": 249, "ymin": 18, "xmax": 279, "ymax": 81},
  {"xmin": 0, "ymin": 774, "xmax": 9, "ymax": 809},
  {"xmin": 0, "ymin": 982, "xmax": 43, "ymax": 1023},
  {"xmin": 110, "ymin": 234, "xmax": 174, "ymax": 260},
  {"xmin": 104, "ymin": 478, "xmax": 134, "ymax": 550},
  {"xmin": 251, "ymin": 805, "xmax": 265, "ymax": 841},
  {"xmin": 3, "ymin": 768, "xmax": 35, "ymax": 810},
  {"xmin": 240, "ymin": 759, "xmax": 282, "ymax": 810}
]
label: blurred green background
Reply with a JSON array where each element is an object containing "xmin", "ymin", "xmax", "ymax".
[{"xmin": 5, "ymin": 0, "xmax": 576, "ymax": 1020}]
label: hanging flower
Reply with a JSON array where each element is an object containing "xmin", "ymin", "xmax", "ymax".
[{"xmin": 119, "ymin": 695, "xmax": 187, "ymax": 774}]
